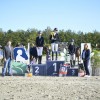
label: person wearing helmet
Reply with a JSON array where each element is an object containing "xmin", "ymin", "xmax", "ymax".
[
  {"xmin": 49, "ymin": 28, "xmax": 59, "ymax": 60},
  {"xmin": 36, "ymin": 31, "xmax": 44, "ymax": 64},
  {"xmin": 71, "ymin": 39, "xmax": 74, "ymax": 42},
  {"xmin": 68, "ymin": 39, "xmax": 76, "ymax": 67}
]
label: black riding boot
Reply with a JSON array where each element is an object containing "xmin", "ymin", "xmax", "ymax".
[
  {"xmin": 73, "ymin": 60, "xmax": 75, "ymax": 66},
  {"xmin": 38, "ymin": 56, "xmax": 41, "ymax": 64},
  {"xmin": 40, "ymin": 56, "xmax": 42, "ymax": 64},
  {"xmin": 56, "ymin": 52, "xmax": 58, "ymax": 60},
  {"xmin": 70, "ymin": 60, "xmax": 72, "ymax": 67},
  {"xmin": 52, "ymin": 51, "xmax": 54, "ymax": 60}
]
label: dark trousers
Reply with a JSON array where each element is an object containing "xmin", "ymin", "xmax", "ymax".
[
  {"xmin": 83, "ymin": 60, "xmax": 90, "ymax": 75},
  {"xmin": 2, "ymin": 58, "xmax": 12, "ymax": 76},
  {"xmin": 38, "ymin": 56, "xmax": 42, "ymax": 64}
]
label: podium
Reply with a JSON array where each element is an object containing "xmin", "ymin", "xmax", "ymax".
[
  {"xmin": 67, "ymin": 68, "xmax": 78, "ymax": 76},
  {"xmin": 46, "ymin": 61, "xmax": 64, "ymax": 76},
  {"xmin": 59, "ymin": 64, "xmax": 78, "ymax": 76},
  {"xmin": 31, "ymin": 61, "xmax": 78, "ymax": 76},
  {"xmin": 32, "ymin": 64, "xmax": 46, "ymax": 76}
]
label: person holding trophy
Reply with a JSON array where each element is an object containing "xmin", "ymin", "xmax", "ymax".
[{"xmin": 49, "ymin": 28, "xmax": 59, "ymax": 60}]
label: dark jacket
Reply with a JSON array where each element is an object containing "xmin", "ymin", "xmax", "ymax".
[
  {"xmin": 3, "ymin": 46, "xmax": 14, "ymax": 59},
  {"xmin": 82, "ymin": 49, "xmax": 90, "ymax": 60},
  {"xmin": 30, "ymin": 46, "xmax": 37, "ymax": 57},
  {"xmin": 68, "ymin": 44, "xmax": 76, "ymax": 55},
  {"xmin": 36, "ymin": 36, "xmax": 44, "ymax": 47},
  {"xmin": 50, "ymin": 33, "xmax": 59, "ymax": 43}
]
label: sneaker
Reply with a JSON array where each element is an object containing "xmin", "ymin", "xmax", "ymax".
[
  {"xmin": 87, "ymin": 75, "xmax": 91, "ymax": 77},
  {"xmin": 8, "ymin": 74, "xmax": 13, "ymax": 76},
  {"xmin": 2, "ymin": 74, "xmax": 5, "ymax": 77},
  {"xmin": 84, "ymin": 75, "xmax": 91, "ymax": 77}
]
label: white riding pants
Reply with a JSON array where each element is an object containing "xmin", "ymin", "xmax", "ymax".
[
  {"xmin": 36, "ymin": 47, "xmax": 43, "ymax": 56},
  {"xmin": 51, "ymin": 43, "xmax": 58, "ymax": 52}
]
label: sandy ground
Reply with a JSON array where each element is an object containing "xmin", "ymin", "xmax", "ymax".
[
  {"xmin": 0, "ymin": 56, "xmax": 100, "ymax": 100},
  {"xmin": 0, "ymin": 76, "xmax": 100, "ymax": 100}
]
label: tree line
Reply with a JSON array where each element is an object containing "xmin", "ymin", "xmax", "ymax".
[{"xmin": 0, "ymin": 27, "xmax": 100, "ymax": 49}]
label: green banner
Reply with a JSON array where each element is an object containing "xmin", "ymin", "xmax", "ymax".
[{"xmin": 11, "ymin": 61, "xmax": 27, "ymax": 75}]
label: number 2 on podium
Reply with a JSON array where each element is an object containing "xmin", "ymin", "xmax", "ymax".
[{"xmin": 35, "ymin": 66, "xmax": 39, "ymax": 74}]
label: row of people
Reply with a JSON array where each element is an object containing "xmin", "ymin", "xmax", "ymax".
[
  {"xmin": 30, "ymin": 28, "xmax": 90, "ymax": 76},
  {"xmin": 1, "ymin": 28, "xmax": 90, "ymax": 77},
  {"xmin": 30, "ymin": 28, "xmax": 60, "ymax": 64},
  {"xmin": 1, "ymin": 28, "xmax": 59, "ymax": 76}
]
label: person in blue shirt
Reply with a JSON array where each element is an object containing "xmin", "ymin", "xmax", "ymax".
[{"xmin": 82, "ymin": 43, "xmax": 90, "ymax": 76}]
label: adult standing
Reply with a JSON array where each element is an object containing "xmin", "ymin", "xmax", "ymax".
[
  {"xmin": 68, "ymin": 39, "xmax": 76, "ymax": 67},
  {"xmin": 2, "ymin": 40, "xmax": 14, "ymax": 76},
  {"xmin": 82, "ymin": 43, "xmax": 90, "ymax": 77},
  {"xmin": 50, "ymin": 28, "xmax": 59, "ymax": 60},
  {"xmin": 36, "ymin": 31, "xmax": 44, "ymax": 64},
  {"xmin": 0, "ymin": 45, "xmax": 3, "ymax": 65}
]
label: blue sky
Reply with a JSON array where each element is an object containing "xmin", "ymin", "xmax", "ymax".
[{"xmin": 0, "ymin": 0, "xmax": 100, "ymax": 32}]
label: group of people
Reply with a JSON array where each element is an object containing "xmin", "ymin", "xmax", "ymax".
[
  {"xmin": 68, "ymin": 39, "xmax": 91, "ymax": 77},
  {"xmin": 30, "ymin": 28, "xmax": 60, "ymax": 64},
  {"xmin": 1, "ymin": 28, "xmax": 91, "ymax": 77},
  {"xmin": 30, "ymin": 28, "xmax": 91, "ymax": 77}
]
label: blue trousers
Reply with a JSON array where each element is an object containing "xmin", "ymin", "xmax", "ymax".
[
  {"xmin": 83, "ymin": 60, "xmax": 90, "ymax": 75},
  {"xmin": 2, "ymin": 58, "xmax": 12, "ymax": 75}
]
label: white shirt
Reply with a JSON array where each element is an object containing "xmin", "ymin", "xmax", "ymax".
[{"xmin": 83, "ymin": 50, "xmax": 86, "ymax": 59}]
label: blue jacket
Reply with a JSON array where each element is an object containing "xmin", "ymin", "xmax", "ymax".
[{"xmin": 82, "ymin": 49, "xmax": 90, "ymax": 60}]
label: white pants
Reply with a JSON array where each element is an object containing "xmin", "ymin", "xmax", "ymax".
[
  {"xmin": 70, "ymin": 54, "xmax": 75, "ymax": 61},
  {"xmin": 36, "ymin": 47, "xmax": 43, "ymax": 56},
  {"xmin": 51, "ymin": 43, "xmax": 58, "ymax": 52}
]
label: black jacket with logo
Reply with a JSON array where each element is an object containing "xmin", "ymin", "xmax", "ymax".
[
  {"xmin": 68, "ymin": 44, "xmax": 76, "ymax": 55},
  {"xmin": 36, "ymin": 36, "xmax": 44, "ymax": 47}
]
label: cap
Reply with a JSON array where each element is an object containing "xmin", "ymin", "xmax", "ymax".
[
  {"xmin": 54, "ymin": 28, "xmax": 58, "ymax": 31},
  {"xmin": 38, "ymin": 31, "xmax": 42, "ymax": 34},
  {"xmin": 70, "ymin": 39, "xmax": 74, "ymax": 42}
]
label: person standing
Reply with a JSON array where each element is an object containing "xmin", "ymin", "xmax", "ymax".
[
  {"xmin": 30, "ymin": 43, "xmax": 37, "ymax": 63},
  {"xmin": 68, "ymin": 39, "xmax": 76, "ymax": 67},
  {"xmin": 0, "ymin": 45, "xmax": 3, "ymax": 65},
  {"xmin": 50, "ymin": 28, "xmax": 59, "ymax": 60},
  {"xmin": 2, "ymin": 40, "xmax": 14, "ymax": 76},
  {"xmin": 36, "ymin": 31, "xmax": 44, "ymax": 64},
  {"xmin": 82, "ymin": 43, "xmax": 90, "ymax": 77}
]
